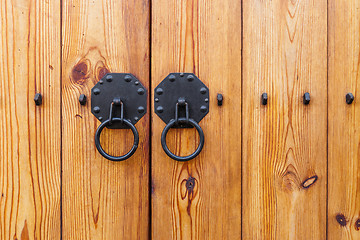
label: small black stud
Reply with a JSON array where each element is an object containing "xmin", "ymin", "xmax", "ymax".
[
  {"xmin": 261, "ymin": 93, "xmax": 268, "ymax": 105},
  {"xmin": 155, "ymin": 98, "xmax": 159, "ymax": 102},
  {"xmin": 303, "ymin": 92, "xmax": 310, "ymax": 105},
  {"xmin": 34, "ymin": 93, "xmax": 42, "ymax": 106},
  {"xmin": 137, "ymin": 88, "xmax": 145, "ymax": 95},
  {"xmin": 99, "ymin": 80, "xmax": 104, "ymax": 84},
  {"xmin": 137, "ymin": 106, "xmax": 145, "ymax": 113},
  {"xmin": 346, "ymin": 93, "xmax": 354, "ymax": 104},
  {"xmin": 124, "ymin": 75, "xmax": 132, "ymax": 82},
  {"xmin": 200, "ymin": 87, "xmax": 207, "ymax": 94},
  {"xmin": 187, "ymin": 75, "xmax": 194, "ymax": 81},
  {"xmin": 156, "ymin": 106, "xmax": 164, "ymax": 113},
  {"xmin": 93, "ymin": 106, "xmax": 100, "ymax": 113},
  {"xmin": 156, "ymin": 88, "xmax": 163, "ymax": 95},
  {"xmin": 180, "ymin": 73, "xmax": 184, "ymax": 77},
  {"xmin": 79, "ymin": 94, "xmax": 87, "ymax": 105},
  {"xmin": 93, "ymin": 88, "xmax": 101, "ymax": 95},
  {"xmin": 217, "ymin": 94, "xmax": 223, "ymax": 106},
  {"xmin": 134, "ymin": 81, "xmax": 139, "ymax": 85},
  {"xmin": 200, "ymin": 105, "xmax": 207, "ymax": 112},
  {"xmin": 169, "ymin": 75, "xmax": 176, "ymax": 82},
  {"xmin": 106, "ymin": 75, "xmax": 113, "ymax": 82}
]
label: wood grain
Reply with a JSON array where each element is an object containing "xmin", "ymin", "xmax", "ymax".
[
  {"xmin": 0, "ymin": 0, "xmax": 61, "ymax": 239},
  {"xmin": 61, "ymin": 0, "xmax": 150, "ymax": 239},
  {"xmin": 328, "ymin": 0, "xmax": 360, "ymax": 238},
  {"xmin": 151, "ymin": 0, "xmax": 242, "ymax": 239},
  {"xmin": 242, "ymin": 0, "xmax": 327, "ymax": 239}
]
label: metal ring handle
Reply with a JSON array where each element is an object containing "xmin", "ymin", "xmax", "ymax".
[
  {"xmin": 161, "ymin": 118, "xmax": 204, "ymax": 161},
  {"xmin": 95, "ymin": 118, "xmax": 139, "ymax": 161}
]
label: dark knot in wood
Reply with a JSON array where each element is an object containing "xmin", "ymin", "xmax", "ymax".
[
  {"xmin": 355, "ymin": 219, "xmax": 360, "ymax": 231},
  {"xmin": 335, "ymin": 214, "xmax": 347, "ymax": 227},
  {"xmin": 301, "ymin": 175, "xmax": 318, "ymax": 189}
]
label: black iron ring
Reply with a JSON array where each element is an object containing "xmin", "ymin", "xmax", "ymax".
[
  {"xmin": 161, "ymin": 118, "xmax": 204, "ymax": 161},
  {"xmin": 95, "ymin": 118, "xmax": 139, "ymax": 161}
]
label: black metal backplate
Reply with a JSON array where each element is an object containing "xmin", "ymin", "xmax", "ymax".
[
  {"xmin": 91, "ymin": 73, "xmax": 147, "ymax": 129},
  {"xmin": 154, "ymin": 73, "xmax": 209, "ymax": 128}
]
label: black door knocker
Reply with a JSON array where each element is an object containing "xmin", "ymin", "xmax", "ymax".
[
  {"xmin": 154, "ymin": 73, "xmax": 209, "ymax": 161},
  {"xmin": 91, "ymin": 73, "xmax": 147, "ymax": 161}
]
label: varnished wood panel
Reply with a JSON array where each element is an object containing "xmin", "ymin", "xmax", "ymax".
[
  {"xmin": 61, "ymin": 0, "xmax": 150, "ymax": 239},
  {"xmin": 0, "ymin": 0, "xmax": 61, "ymax": 239},
  {"xmin": 242, "ymin": 0, "xmax": 327, "ymax": 239},
  {"xmin": 151, "ymin": 0, "xmax": 242, "ymax": 239},
  {"xmin": 328, "ymin": 0, "xmax": 360, "ymax": 238}
]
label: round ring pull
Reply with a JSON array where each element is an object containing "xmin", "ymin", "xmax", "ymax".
[
  {"xmin": 161, "ymin": 118, "xmax": 204, "ymax": 161},
  {"xmin": 95, "ymin": 118, "xmax": 139, "ymax": 161}
]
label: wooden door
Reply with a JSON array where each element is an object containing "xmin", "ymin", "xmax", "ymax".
[
  {"xmin": 242, "ymin": 0, "xmax": 327, "ymax": 239},
  {"xmin": 2, "ymin": 0, "xmax": 360, "ymax": 239},
  {"xmin": 61, "ymin": 0, "xmax": 150, "ymax": 239},
  {"xmin": 0, "ymin": 0, "xmax": 61, "ymax": 239},
  {"xmin": 151, "ymin": 0, "xmax": 242, "ymax": 239},
  {"xmin": 328, "ymin": 0, "xmax": 360, "ymax": 238}
]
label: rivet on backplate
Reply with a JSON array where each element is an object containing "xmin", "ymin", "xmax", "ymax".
[
  {"xmin": 93, "ymin": 88, "xmax": 101, "ymax": 95},
  {"xmin": 187, "ymin": 75, "xmax": 194, "ymax": 81},
  {"xmin": 169, "ymin": 75, "xmax": 176, "ymax": 82},
  {"xmin": 157, "ymin": 106, "xmax": 164, "ymax": 113},
  {"xmin": 106, "ymin": 75, "xmax": 113, "ymax": 82},
  {"xmin": 138, "ymin": 106, "xmax": 145, "ymax": 113},
  {"xmin": 93, "ymin": 106, "xmax": 100, "ymax": 113},
  {"xmin": 137, "ymin": 88, "xmax": 145, "ymax": 95},
  {"xmin": 156, "ymin": 88, "xmax": 163, "ymax": 95},
  {"xmin": 200, "ymin": 87, "xmax": 207, "ymax": 94},
  {"xmin": 200, "ymin": 105, "xmax": 207, "ymax": 112},
  {"xmin": 124, "ymin": 75, "xmax": 132, "ymax": 82}
]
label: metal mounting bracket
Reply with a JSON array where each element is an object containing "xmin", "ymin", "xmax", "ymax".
[
  {"xmin": 91, "ymin": 73, "xmax": 147, "ymax": 129},
  {"xmin": 154, "ymin": 73, "xmax": 209, "ymax": 128}
]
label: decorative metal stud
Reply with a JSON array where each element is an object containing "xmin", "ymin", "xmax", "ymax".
[
  {"xmin": 346, "ymin": 93, "xmax": 354, "ymax": 104},
  {"xmin": 34, "ymin": 93, "xmax": 42, "ymax": 106},
  {"xmin": 303, "ymin": 92, "xmax": 310, "ymax": 105},
  {"xmin": 79, "ymin": 94, "xmax": 87, "ymax": 105},
  {"xmin": 261, "ymin": 93, "xmax": 268, "ymax": 105},
  {"xmin": 217, "ymin": 93, "xmax": 223, "ymax": 106}
]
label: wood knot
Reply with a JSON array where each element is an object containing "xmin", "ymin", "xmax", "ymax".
[
  {"xmin": 180, "ymin": 176, "xmax": 198, "ymax": 201},
  {"xmin": 95, "ymin": 60, "xmax": 110, "ymax": 81},
  {"xmin": 355, "ymin": 219, "xmax": 360, "ymax": 231},
  {"xmin": 279, "ymin": 164, "xmax": 301, "ymax": 192},
  {"xmin": 71, "ymin": 59, "xmax": 91, "ymax": 84},
  {"xmin": 336, "ymin": 214, "xmax": 347, "ymax": 227},
  {"xmin": 301, "ymin": 175, "xmax": 318, "ymax": 189},
  {"xmin": 186, "ymin": 176, "xmax": 195, "ymax": 192}
]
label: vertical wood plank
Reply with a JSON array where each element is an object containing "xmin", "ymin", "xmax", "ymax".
[
  {"xmin": 62, "ymin": 0, "xmax": 150, "ymax": 239},
  {"xmin": 0, "ymin": 0, "xmax": 61, "ymax": 239},
  {"xmin": 151, "ymin": 0, "xmax": 242, "ymax": 239},
  {"xmin": 328, "ymin": 0, "xmax": 360, "ymax": 238},
  {"xmin": 242, "ymin": 0, "xmax": 327, "ymax": 239}
]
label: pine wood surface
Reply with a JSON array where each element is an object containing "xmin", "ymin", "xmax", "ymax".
[
  {"xmin": 61, "ymin": 0, "xmax": 150, "ymax": 239},
  {"xmin": 151, "ymin": 0, "xmax": 242, "ymax": 239},
  {"xmin": 242, "ymin": 0, "xmax": 327, "ymax": 239},
  {"xmin": 0, "ymin": 0, "xmax": 61, "ymax": 239},
  {"xmin": 328, "ymin": 0, "xmax": 360, "ymax": 238}
]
